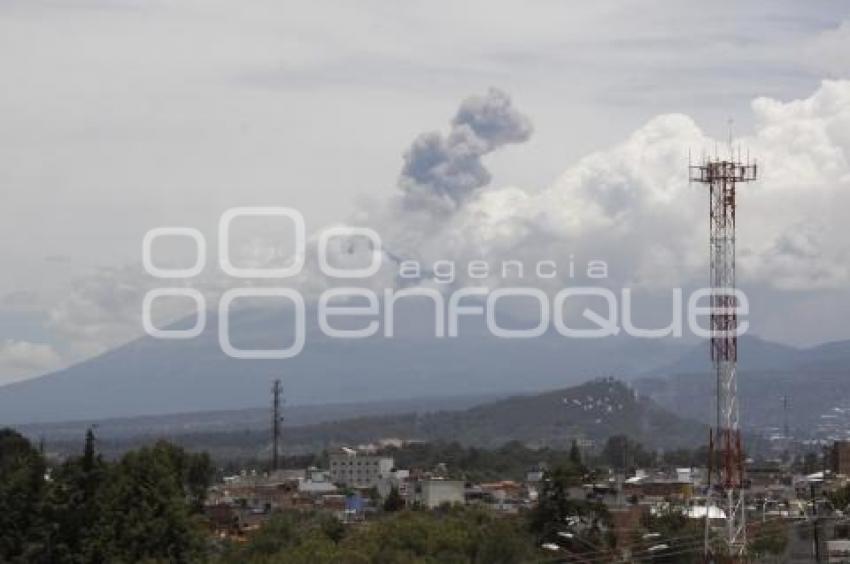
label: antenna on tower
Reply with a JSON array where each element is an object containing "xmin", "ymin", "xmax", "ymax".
[
  {"xmin": 727, "ymin": 117, "xmax": 734, "ymax": 158},
  {"xmin": 272, "ymin": 379, "xmax": 283, "ymax": 471}
]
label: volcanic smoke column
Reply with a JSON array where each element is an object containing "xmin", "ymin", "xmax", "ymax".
[{"xmin": 689, "ymin": 152, "xmax": 757, "ymax": 558}]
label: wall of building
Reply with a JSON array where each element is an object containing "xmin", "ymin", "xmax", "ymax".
[{"xmin": 329, "ymin": 452, "xmax": 394, "ymax": 487}]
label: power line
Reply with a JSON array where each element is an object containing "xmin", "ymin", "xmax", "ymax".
[{"xmin": 563, "ymin": 520, "xmax": 808, "ymax": 564}]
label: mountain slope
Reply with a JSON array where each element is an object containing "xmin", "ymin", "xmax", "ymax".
[
  {"xmin": 177, "ymin": 379, "xmax": 705, "ymax": 453},
  {"xmin": 32, "ymin": 378, "xmax": 707, "ymax": 458},
  {"xmin": 635, "ymin": 337, "xmax": 850, "ymax": 436},
  {"xmin": 640, "ymin": 335, "xmax": 801, "ymax": 377},
  {"xmin": 0, "ymin": 302, "xmax": 692, "ymax": 424},
  {"xmin": 4, "ymin": 295, "xmax": 848, "ymax": 428}
]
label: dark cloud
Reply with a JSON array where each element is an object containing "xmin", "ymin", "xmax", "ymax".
[{"xmin": 399, "ymin": 88, "xmax": 532, "ymax": 210}]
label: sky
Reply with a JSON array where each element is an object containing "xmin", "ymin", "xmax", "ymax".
[{"xmin": 2, "ymin": 0, "xmax": 850, "ymax": 384}]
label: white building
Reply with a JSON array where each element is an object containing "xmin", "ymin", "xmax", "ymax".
[
  {"xmin": 676, "ymin": 468, "xmax": 693, "ymax": 483},
  {"xmin": 329, "ymin": 448, "xmax": 394, "ymax": 488},
  {"xmin": 411, "ymin": 479, "xmax": 465, "ymax": 508},
  {"xmin": 827, "ymin": 539, "xmax": 850, "ymax": 563},
  {"xmin": 377, "ymin": 469, "xmax": 411, "ymax": 500}
]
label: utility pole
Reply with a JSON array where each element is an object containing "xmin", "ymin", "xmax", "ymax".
[
  {"xmin": 811, "ymin": 481, "xmax": 821, "ymax": 563},
  {"xmin": 783, "ymin": 395, "xmax": 790, "ymax": 440},
  {"xmin": 690, "ymin": 142, "xmax": 757, "ymax": 560},
  {"xmin": 272, "ymin": 379, "xmax": 283, "ymax": 471}
]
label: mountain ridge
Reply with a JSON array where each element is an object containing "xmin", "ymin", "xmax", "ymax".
[
  {"xmin": 3, "ymin": 299, "xmax": 849, "ymax": 427},
  {"xmin": 25, "ymin": 378, "xmax": 707, "ymax": 459}
]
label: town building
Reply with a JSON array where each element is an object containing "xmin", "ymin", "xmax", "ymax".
[
  {"xmin": 833, "ymin": 441, "xmax": 850, "ymax": 476},
  {"xmin": 376, "ymin": 468, "xmax": 411, "ymax": 500},
  {"xmin": 410, "ymin": 479, "xmax": 465, "ymax": 508},
  {"xmin": 329, "ymin": 447, "xmax": 394, "ymax": 487},
  {"xmin": 827, "ymin": 539, "xmax": 850, "ymax": 563}
]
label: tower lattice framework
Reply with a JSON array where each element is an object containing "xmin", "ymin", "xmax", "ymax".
[{"xmin": 689, "ymin": 154, "xmax": 756, "ymax": 559}]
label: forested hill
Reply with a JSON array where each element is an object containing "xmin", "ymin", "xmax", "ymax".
[
  {"xmin": 67, "ymin": 378, "xmax": 706, "ymax": 459},
  {"xmin": 280, "ymin": 378, "xmax": 706, "ymax": 450}
]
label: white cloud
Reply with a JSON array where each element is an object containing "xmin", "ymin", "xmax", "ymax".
[
  {"xmin": 29, "ymin": 79, "xmax": 850, "ymax": 366},
  {"xmin": 0, "ymin": 339, "xmax": 63, "ymax": 385},
  {"xmin": 1, "ymin": 0, "xmax": 845, "ymax": 303},
  {"xmin": 45, "ymin": 263, "xmax": 237, "ymax": 360},
  {"xmin": 376, "ymin": 81, "xmax": 850, "ymax": 295}
]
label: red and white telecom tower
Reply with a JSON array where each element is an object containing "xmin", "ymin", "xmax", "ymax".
[{"xmin": 689, "ymin": 148, "xmax": 757, "ymax": 559}]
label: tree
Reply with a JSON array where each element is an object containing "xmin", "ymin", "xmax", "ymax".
[
  {"xmin": 0, "ymin": 432, "xmax": 215, "ymax": 563},
  {"xmin": 475, "ymin": 516, "xmax": 536, "ymax": 564},
  {"xmin": 221, "ymin": 510, "xmax": 348, "ymax": 563},
  {"xmin": 748, "ymin": 519, "xmax": 788, "ymax": 559},
  {"xmin": 383, "ymin": 486, "xmax": 405, "ymax": 512},
  {"xmin": 661, "ymin": 448, "xmax": 696, "ymax": 468},
  {"xmin": 0, "ymin": 428, "xmax": 48, "ymax": 562},
  {"xmin": 530, "ymin": 465, "xmax": 581, "ymax": 536},
  {"xmin": 601, "ymin": 435, "xmax": 656, "ymax": 471},
  {"xmin": 530, "ymin": 464, "xmax": 614, "ymax": 558},
  {"xmin": 338, "ymin": 506, "xmax": 534, "ymax": 564},
  {"xmin": 219, "ymin": 506, "xmax": 537, "ymax": 563},
  {"xmin": 85, "ymin": 441, "xmax": 207, "ymax": 563},
  {"xmin": 633, "ymin": 508, "xmax": 704, "ymax": 563},
  {"xmin": 184, "ymin": 451, "xmax": 213, "ymax": 513},
  {"xmin": 46, "ymin": 427, "xmax": 107, "ymax": 563},
  {"xmin": 803, "ymin": 451, "xmax": 820, "ymax": 474},
  {"xmin": 828, "ymin": 483, "xmax": 850, "ymax": 513},
  {"xmin": 569, "ymin": 440, "xmax": 582, "ymax": 467}
]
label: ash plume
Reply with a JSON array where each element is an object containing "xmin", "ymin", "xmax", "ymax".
[{"xmin": 398, "ymin": 88, "xmax": 532, "ymax": 211}]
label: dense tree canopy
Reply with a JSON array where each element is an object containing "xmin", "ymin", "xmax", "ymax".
[
  {"xmin": 0, "ymin": 428, "xmax": 211, "ymax": 564},
  {"xmin": 218, "ymin": 506, "xmax": 538, "ymax": 564},
  {"xmin": 0, "ymin": 428, "xmax": 49, "ymax": 562}
]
